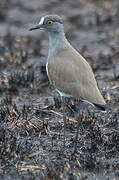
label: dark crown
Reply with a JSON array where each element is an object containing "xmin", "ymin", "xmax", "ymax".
[{"xmin": 43, "ymin": 15, "xmax": 63, "ymax": 24}]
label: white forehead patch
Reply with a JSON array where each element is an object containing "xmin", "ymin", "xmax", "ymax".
[{"xmin": 39, "ymin": 17, "xmax": 44, "ymax": 25}]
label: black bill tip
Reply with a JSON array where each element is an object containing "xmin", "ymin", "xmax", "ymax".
[
  {"xmin": 29, "ymin": 24, "xmax": 41, "ymax": 31},
  {"xmin": 29, "ymin": 27, "xmax": 36, "ymax": 31},
  {"xmin": 29, "ymin": 28, "xmax": 33, "ymax": 31}
]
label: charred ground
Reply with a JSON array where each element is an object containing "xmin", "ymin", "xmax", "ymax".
[{"xmin": 0, "ymin": 0, "xmax": 119, "ymax": 179}]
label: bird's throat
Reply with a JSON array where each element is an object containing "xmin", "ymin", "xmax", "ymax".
[{"xmin": 48, "ymin": 31, "xmax": 67, "ymax": 59}]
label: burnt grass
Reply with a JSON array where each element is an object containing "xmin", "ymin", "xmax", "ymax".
[{"xmin": 0, "ymin": 0, "xmax": 119, "ymax": 179}]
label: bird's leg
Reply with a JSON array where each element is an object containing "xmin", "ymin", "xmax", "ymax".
[
  {"xmin": 61, "ymin": 96, "xmax": 66, "ymax": 149},
  {"xmin": 74, "ymin": 101, "xmax": 81, "ymax": 153}
]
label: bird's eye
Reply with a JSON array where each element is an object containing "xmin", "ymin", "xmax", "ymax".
[{"xmin": 47, "ymin": 20, "xmax": 53, "ymax": 25}]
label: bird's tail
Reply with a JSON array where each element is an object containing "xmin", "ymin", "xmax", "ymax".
[{"xmin": 93, "ymin": 103, "xmax": 107, "ymax": 112}]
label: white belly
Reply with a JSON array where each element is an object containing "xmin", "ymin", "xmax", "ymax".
[
  {"xmin": 56, "ymin": 89, "xmax": 72, "ymax": 98},
  {"xmin": 46, "ymin": 62, "xmax": 49, "ymax": 76}
]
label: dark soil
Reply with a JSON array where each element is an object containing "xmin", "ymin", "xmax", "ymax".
[{"xmin": 0, "ymin": 0, "xmax": 119, "ymax": 179}]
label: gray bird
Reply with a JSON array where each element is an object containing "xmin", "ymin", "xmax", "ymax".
[{"xmin": 29, "ymin": 15, "xmax": 106, "ymax": 152}]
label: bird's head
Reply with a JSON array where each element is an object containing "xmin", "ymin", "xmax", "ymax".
[{"xmin": 29, "ymin": 15, "xmax": 63, "ymax": 33}]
